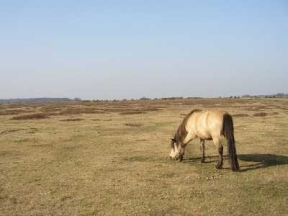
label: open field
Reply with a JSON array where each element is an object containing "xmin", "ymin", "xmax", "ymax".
[{"xmin": 0, "ymin": 98, "xmax": 288, "ymax": 215}]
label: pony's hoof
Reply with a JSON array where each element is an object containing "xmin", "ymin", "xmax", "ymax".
[
  {"xmin": 215, "ymin": 164, "xmax": 223, "ymax": 169},
  {"xmin": 201, "ymin": 159, "xmax": 205, "ymax": 163},
  {"xmin": 178, "ymin": 155, "xmax": 184, "ymax": 162},
  {"xmin": 232, "ymin": 167, "xmax": 240, "ymax": 172}
]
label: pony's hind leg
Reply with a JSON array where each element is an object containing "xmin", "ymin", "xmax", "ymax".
[
  {"xmin": 200, "ymin": 139, "xmax": 205, "ymax": 163},
  {"xmin": 212, "ymin": 137, "xmax": 223, "ymax": 169}
]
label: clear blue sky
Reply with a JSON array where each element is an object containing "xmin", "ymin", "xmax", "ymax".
[{"xmin": 0, "ymin": 0, "xmax": 287, "ymax": 100}]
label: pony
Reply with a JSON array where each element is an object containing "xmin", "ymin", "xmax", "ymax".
[{"xmin": 170, "ymin": 109, "xmax": 240, "ymax": 171}]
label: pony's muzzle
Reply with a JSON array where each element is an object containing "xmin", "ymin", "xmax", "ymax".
[{"xmin": 170, "ymin": 154, "xmax": 183, "ymax": 161}]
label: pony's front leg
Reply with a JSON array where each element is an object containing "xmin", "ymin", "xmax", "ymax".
[
  {"xmin": 178, "ymin": 143, "xmax": 186, "ymax": 161},
  {"xmin": 200, "ymin": 139, "xmax": 205, "ymax": 163},
  {"xmin": 213, "ymin": 138, "xmax": 223, "ymax": 169}
]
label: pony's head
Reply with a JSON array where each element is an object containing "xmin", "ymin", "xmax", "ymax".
[
  {"xmin": 169, "ymin": 137, "xmax": 184, "ymax": 161},
  {"xmin": 170, "ymin": 111, "xmax": 198, "ymax": 161}
]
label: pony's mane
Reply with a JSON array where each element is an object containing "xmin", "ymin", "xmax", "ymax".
[{"xmin": 174, "ymin": 109, "xmax": 202, "ymax": 143}]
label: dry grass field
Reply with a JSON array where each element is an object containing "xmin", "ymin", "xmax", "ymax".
[{"xmin": 0, "ymin": 98, "xmax": 288, "ymax": 215}]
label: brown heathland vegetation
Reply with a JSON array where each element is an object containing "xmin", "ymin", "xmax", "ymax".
[{"xmin": 0, "ymin": 98, "xmax": 288, "ymax": 215}]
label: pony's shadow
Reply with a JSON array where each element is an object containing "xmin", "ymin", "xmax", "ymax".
[
  {"xmin": 184, "ymin": 155, "xmax": 224, "ymax": 164},
  {"xmin": 238, "ymin": 154, "xmax": 288, "ymax": 172},
  {"xmin": 183, "ymin": 154, "xmax": 288, "ymax": 172}
]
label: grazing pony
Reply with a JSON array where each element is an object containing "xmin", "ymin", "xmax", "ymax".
[{"xmin": 170, "ymin": 109, "xmax": 239, "ymax": 171}]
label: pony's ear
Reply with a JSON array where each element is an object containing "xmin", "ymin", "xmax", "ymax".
[{"xmin": 171, "ymin": 138, "xmax": 176, "ymax": 142}]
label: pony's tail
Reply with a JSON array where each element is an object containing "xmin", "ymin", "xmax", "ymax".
[{"xmin": 222, "ymin": 114, "xmax": 240, "ymax": 171}]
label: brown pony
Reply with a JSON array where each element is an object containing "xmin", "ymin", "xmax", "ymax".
[{"xmin": 170, "ymin": 109, "xmax": 239, "ymax": 171}]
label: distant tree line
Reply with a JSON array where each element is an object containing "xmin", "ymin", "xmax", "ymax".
[
  {"xmin": 0, "ymin": 93, "xmax": 287, "ymax": 104},
  {"xmin": 241, "ymin": 93, "xmax": 288, "ymax": 99},
  {"xmin": 0, "ymin": 98, "xmax": 75, "ymax": 104}
]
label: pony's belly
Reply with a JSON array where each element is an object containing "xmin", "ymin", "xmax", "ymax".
[
  {"xmin": 202, "ymin": 136, "xmax": 213, "ymax": 141},
  {"xmin": 196, "ymin": 131, "xmax": 212, "ymax": 140}
]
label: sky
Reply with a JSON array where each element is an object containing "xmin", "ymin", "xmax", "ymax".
[{"xmin": 0, "ymin": 0, "xmax": 287, "ymax": 100}]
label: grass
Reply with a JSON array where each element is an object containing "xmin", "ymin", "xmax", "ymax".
[
  {"xmin": 10, "ymin": 113, "xmax": 49, "ymax": 120},
  {"xmin": 233, "ymin": 113, "xmax": 249, "ymax": 117},
  {"xmin": 60, "ymin": 118, "xmax": 85, "ymax": 122},
  {"xmin": 0, "ymin": 98, "xmax": 288, "ymax": 215},
  {"xmin": 124, "ymin": 123, "xmax": 142, "ymax": 127},
  {"xmin": 253, "ymin": 112, "xmax": 268, "ymax": 117}
]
